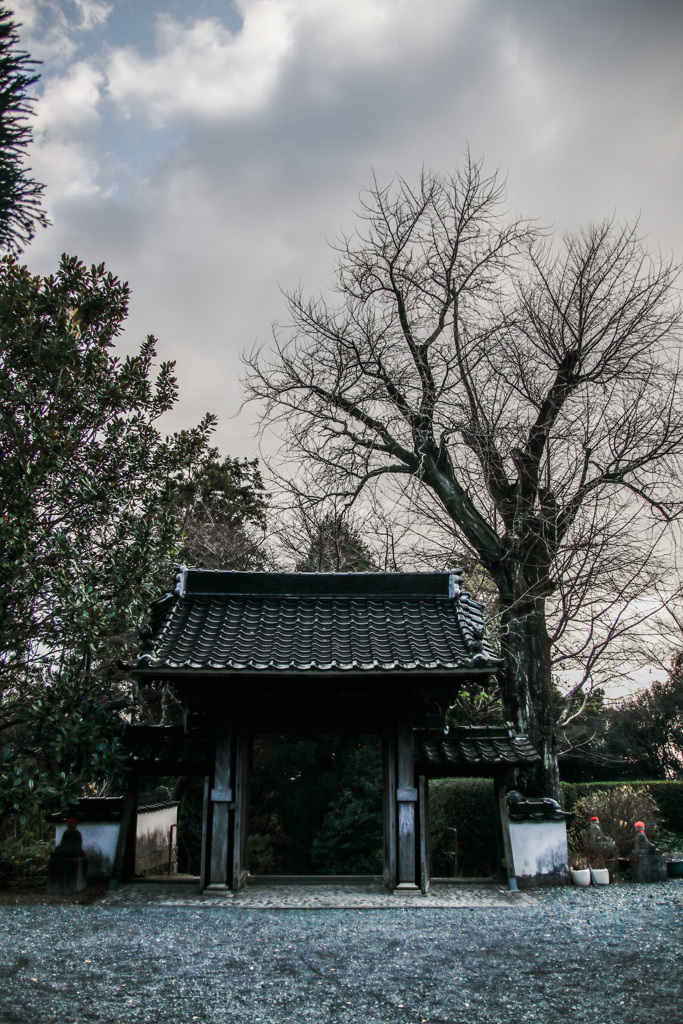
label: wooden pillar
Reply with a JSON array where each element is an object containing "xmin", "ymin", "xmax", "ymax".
[
  {"xmin": 494, "ymin": 778, "xmax": 517, "ymax": 891},
  {"xmin": 493, "ymin": 774, "xmax": 506, "ymax": 883},
  {"xmin": 199, "ymin": 776, "xmax": 211, "ymax": 892},
  {"xmin": 418, "ymin": 775, "xmax": 430, "ymax": 894},
  {"xmin": 109, "ymin": 773, "xmax": 138, "ymax": 891},
  {"xmin": 396, "ymin": 709, "xmax": 419, "ymax": 891},
  {"xmin": 231, "ymin": 731, "xmax": 250, "ymax": 891},
  {"xmin": 208, "ymin": 726, "xmax": 234, "ymax": 888},
  {"xmin": 382, "ymin": 732, "xmax": 397, "ymax": 889}
]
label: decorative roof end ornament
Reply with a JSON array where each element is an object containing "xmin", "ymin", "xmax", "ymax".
[
  {"xmin": 448, "ymin": 571, "xmax": 461, "ymax": 599},
  {"xmin": 174, "ymin": 565, "xmax": 187, "ymax": 597},
  {"xmin": 136, "ymin": 623, "xmax": 156, "ymax": 665}
]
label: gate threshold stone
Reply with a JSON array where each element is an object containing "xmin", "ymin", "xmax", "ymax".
[{"xmin": 102, "ymin": 878, "xmax": 535, "ymax": 908}]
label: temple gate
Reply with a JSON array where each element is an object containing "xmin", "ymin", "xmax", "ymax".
[{"xmin": 121, "ymin": 568, "xmax": 541, "ymax": 892}]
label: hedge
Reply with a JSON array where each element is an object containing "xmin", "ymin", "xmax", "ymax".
[
  {"xmin": 428, "ymin": 778, "xmax": 683, "ymax": 877},
  {"xmin": 428, "ymin": 778, "xmax": 497, "ymax": 876},
  {"xmin": 562, "ymin": 780, "xmax": 683, "ymax": 834}
]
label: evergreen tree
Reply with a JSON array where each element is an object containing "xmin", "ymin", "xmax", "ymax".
[
  {"xmin": 0, "ymin": 254, "xmax": 214, "ymax": 820},
  {"xmin": 295, "ymin": 514, "xmax": 377, "ymax": 572},
  {"xmin": 0, "ymin": 8, "xmax": 47, "ymax": 251}
]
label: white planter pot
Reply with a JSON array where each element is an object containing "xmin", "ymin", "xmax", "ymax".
[
  {"xmin": 591, "ymin": 868, "xmax": 610, "ymax": 886},
  {"xmin": 570, "ymin": 867, "xmax": 591, "ymax": 887}
]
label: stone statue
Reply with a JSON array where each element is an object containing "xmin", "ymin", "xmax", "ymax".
[
  {"xmin": 630, "ymin": 821, "xmax": 667, "ymax": 883},
  {"xmin": 47, "ymin": 818, "xmax": 88, "ymax": 894},
  {"xmin": 585, "ymin": 815, "xmax": 618, "ymax": 871}
]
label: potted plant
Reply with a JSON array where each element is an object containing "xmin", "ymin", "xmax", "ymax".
[
  {"xmin": 653, "ymin": 828, "xmax": 683, "ymax": 878},
  {"xmin": 569, "ymin": 855, "xmax": 591, "ymax": 887},
  {"xmin": 589, "ymin": 853, "xmax": 610, "ymax": 886},
  {"xmin": 664, "ymin": 850, "xmax": 683, "ymax": 879}
]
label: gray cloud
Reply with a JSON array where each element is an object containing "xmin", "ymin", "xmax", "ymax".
[{"xmin": 22, "ymin": 0, "xmax": 683, "ymax": 456}]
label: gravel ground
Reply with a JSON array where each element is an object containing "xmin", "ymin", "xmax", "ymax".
[
  {"xmin": 1, "ymin": 880, "xmax": 681, "ymax": 1024},
  {"xmin": 100, "ymin": 878, "xmax": 536, "ymax": 909}
]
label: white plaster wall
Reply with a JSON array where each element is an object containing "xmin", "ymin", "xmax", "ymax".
[
  {"xmin": 54, "ymin": 806, "xmax": 179, "ymax": 878},
  {"xmin": 135, "ymin": 806, "xmax": 178, "ymax": 875},
  {"xmin": 55, "ymin": 822, "xmax": 120, "ymax": 879},
  {"xmin": 509, "ymin": 821, "xmax": 569, "ymax": 878},
  {"xmin": 136, "ymin": 806, "xmax": 177, "ymax": 842}
]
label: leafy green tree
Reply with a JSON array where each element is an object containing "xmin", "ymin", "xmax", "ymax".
[
  {"xmin": 558, "ymin": 665, "xmax": 683, "ymax": 781},
  {"xmin": 0, "ymin": 8, "xmax": 47, "ymax": 251},
  {"xmin": 311, "ymin": 740, "xmax": 383, "ymax": 875},
  {"xmin": 0, "ymin": 254, "xmax": 215, "ymax": 820},
  {"xmin": 248, "ymin": 735, "xmax": 353, "ymax": 873},
  {"xmin": 177, "ymin": 452, "xmax": 267, "ymax": 528}
]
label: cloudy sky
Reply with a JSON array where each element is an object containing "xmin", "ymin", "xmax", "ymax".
[{"xmin": 15, "ymin": 0, "xmax": 683, "ymax": 458}]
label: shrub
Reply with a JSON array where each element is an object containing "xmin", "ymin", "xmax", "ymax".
[
  {"xmin": 311, "ymin": 743, "xmax": 383, "ymax": 875},
  {"xmin": 0, "ymin": 836, "xmax": 51, "ymax": 878},
  {"xmin": 428, "ymin": 778, "xmax": 496, "ymax": 876},
  {"xmin": 652, "ymin": 826, "xmax": 683, "ymax": 856},
  {"xmin": 569, "ymin": 786, "xmax": 660, "ymax": 857}
]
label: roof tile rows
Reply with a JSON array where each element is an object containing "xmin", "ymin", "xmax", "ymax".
[
  {"xmin": 414, "ymin": 727, "xmax": 540, "ymax": 767},
  {"xmin": 132, "ymin": 569, "xmax": 500, "ymax": 674}
]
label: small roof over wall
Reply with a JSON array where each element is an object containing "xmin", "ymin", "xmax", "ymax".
[
  {"xmin": 414, "ymin": 725, "xmax": 541, "ymax": 776},
  {"xmin": 128, "ymin": 568, "xmax": 501, "ymax": 675},
  {"xmin": 47, "ymin": 795, "xmax": 180, "ymax": 823}
]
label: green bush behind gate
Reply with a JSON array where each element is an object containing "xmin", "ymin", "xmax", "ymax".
[{"xmin": 428, "ymin": 778, "xmax": 683, "ymax": 876}]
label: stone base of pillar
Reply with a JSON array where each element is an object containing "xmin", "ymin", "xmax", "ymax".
[
  {"xmin": 394, "ymin": 882, "xmax": 421, "ymax": 892},
  {"xmin": 47, "ymin": 853, "xmax": 88, "ymax": 894}
]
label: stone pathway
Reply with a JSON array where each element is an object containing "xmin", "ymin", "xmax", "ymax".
[{"xmin": 102, "ymin": 878, "xmax": 535, "ymax": 909}]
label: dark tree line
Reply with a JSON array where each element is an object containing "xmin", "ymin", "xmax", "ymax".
[{"xmin": 561, "ymin": 663, "xmax": 683, "ymax": 781}]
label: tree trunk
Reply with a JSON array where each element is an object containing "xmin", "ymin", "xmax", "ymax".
[{"xmin": 497, "ymin": 593, "xmax": 560, "ymax": 801}]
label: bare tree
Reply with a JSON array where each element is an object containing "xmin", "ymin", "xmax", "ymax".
[{"xmin": 244, "ymin": 158, "xmax": 683, "ymax": 797}]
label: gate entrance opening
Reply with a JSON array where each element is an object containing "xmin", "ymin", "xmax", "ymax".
[{"xmin": 247, "ymin": 733, "xmax": 382, "ymax": 877}]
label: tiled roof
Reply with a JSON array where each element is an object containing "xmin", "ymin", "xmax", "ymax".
[
  {"xmin": 414, "ymin": 726, "xmax": 540, "ymax": 768},
  {"xmin": 46, "ymin": 795, "xmax": 181, "ymax": 823},
  {"xmin": 506, "ymin": 793, "xmax": 572, "ymax": 822},
  {"xmin": 130, "ymin": 568, "xmax": 500, "ymax": 674}
]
